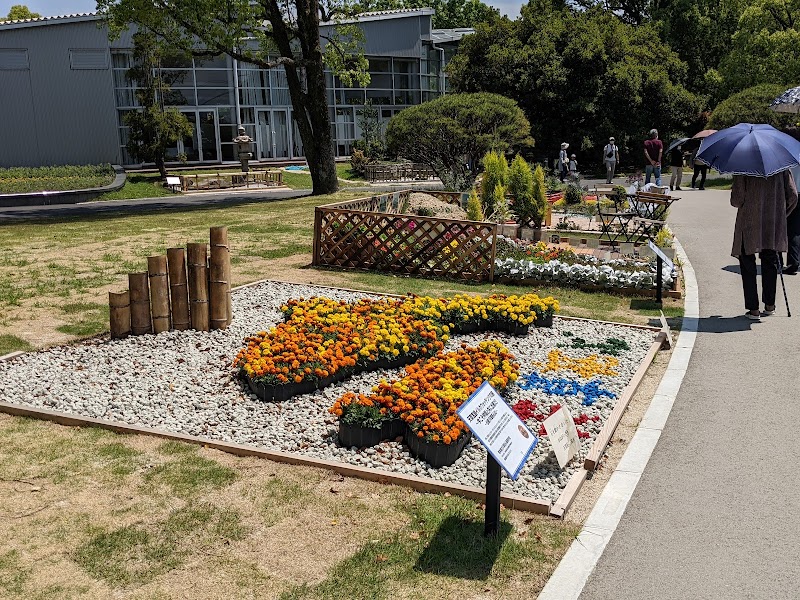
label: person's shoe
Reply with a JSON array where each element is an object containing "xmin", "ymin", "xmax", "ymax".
[
  {"xmin": 762, "ymin": 305, "xmax": 776, "ymax": 316},
  {"xmin": 675, "ymin": 186, "xmax": 682, "ymax": 190},
  {"xmin": 745, "ymin": 310, "xmax": 761, "ymax": 321},
  {"xmin": 669, "ymin": 185, "xmax": 674, "ymax": 191},
  {"xmin": 698, "ymin": 186, "xmax": 705, "ymax": 190},
  {"xmin": 783, "ymin": 265, "xmax": 798, "ymax": 275}
]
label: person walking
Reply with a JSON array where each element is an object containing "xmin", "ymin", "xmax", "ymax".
[
  {"xmin": 568, "ymin": 154, "xmax": 578, "ymax": 182},
  {"xmin": 730, "ymin": 170, "xmax": 797, "ymax": 320},
  {"xmin": 559, "ymin": 142, "xmax": 569, "ymax": 183},
  {"xmin": 644, "ymin": 129, "xmax": 663, "ymax": 186},
  {"xmin": 603, "ymin": 137, "xmax": 618, "ymax": 184},
  {"xmin": 669, "ymin": 142, "xmax": 684, "ymax": 191},
  {"xmin": 784, "ymin": 163, "xmax": 800, "ymax": 274},
  {"xmin": 691, "ymin": 147, "xmax": 708, "ymax": 189}
]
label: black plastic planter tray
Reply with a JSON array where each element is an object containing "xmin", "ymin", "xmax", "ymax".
[
  {"xmin": 535, "ymin": 314, "xmax": 554, "ymax": 328},
  {"xmin": 405, "ymin": 429, "xmax": 472, "ymax": 468},
  {"xmin": 338, "ymin": 418, "xmax": 406, "ymax": 448}
]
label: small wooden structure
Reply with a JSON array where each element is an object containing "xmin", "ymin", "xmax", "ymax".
[
  {"xmin": 110, "ymin": 227, "xmax": 232, "ymax": 338},
  {"xmin": 179, "ymin": 170, "xmax": 283, "ymax": 192},
  {"xmin": 363, "ymin": 163, "xmax": 436, "ymax": 183},
  {"xmin": 313, "ymin": 190, "xmax": 496, "ymax": 282}
]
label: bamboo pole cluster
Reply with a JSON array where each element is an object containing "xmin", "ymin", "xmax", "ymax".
[{"xmin": 109, "ymin": 227, "xmax": 232, "ymax": 339}]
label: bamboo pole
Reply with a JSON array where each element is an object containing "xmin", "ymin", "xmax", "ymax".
[
  {"xmin": 148, "ymin": 255, "xmax": 170, "ymax": 334},
  {"xmin": 167, "ymin": 247, "xmax": 190, "ymax": 331},
  {"xmin": 187, "ymin": 243, "xmax": 209, "ymax": 331},
  {"xmin": 108, "ymin": 291, "xmax": 131, "ymax": 339},
  {"xmin": 209, "ymin": 226, "xmax": 229, "ymax": 330},
  {"xmin": 128, "ymin": 273, "xmax": 152, "ymax": 335}
]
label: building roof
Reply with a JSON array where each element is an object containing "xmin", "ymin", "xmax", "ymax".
[
  {"xmin": 321, "ymin": 7, "xmax": 435, "ymax": 26},
  {"xmin": 0, "ymin": 12, "xmax": 101, "ymax": 30},
  {"xmin": 427, "ymin": 28, "xmax": 474, "ymax": 44}
]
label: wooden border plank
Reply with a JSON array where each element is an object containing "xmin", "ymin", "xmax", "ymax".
[
  {"xmin": 550, "ymin": 467, "xmax": 589, "ymax": 519},
  {"xmin": 583, "ymin": 332, "xmax": 666, "ymax": 471},
  {"xmin": 0, "ymin": 399, "xmax": 551, "ymax": 515}
]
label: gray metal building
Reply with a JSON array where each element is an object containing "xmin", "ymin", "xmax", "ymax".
[{"xmin": 0, "ymin": 9, "xmax": 469, "ymax": 168}]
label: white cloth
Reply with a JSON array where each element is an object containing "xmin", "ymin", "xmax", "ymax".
[{"xmin": 603, "ymin": 143, "xmax": 617, "ymax": 161}]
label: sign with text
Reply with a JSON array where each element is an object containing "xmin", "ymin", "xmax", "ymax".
[
  {"xmin": 648, "ymin": 239, "xmax": 674, "ymax": 271},
  {"xmin": 458, "ymin": 381, "xmax": 538, "ymax": 480},
  {"xmin": 543, "ymin": 406, "xmax": 580, "ymax": 469}
]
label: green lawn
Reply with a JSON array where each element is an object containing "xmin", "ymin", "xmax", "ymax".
[{"xmin": 0, "ymin": 165, "xmax": 115, "ymax": 194}]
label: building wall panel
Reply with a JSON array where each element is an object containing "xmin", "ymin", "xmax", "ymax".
[{"xmin": 0, "ymin": 21, "xmax": 120, "ymax": 167}]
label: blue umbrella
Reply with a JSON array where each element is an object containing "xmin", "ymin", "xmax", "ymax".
[{"xmin": 695, "ymin": 123, "xmax": 800, "ymax": 177}]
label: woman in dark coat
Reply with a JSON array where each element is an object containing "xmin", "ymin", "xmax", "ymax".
[{"xmin": 730, "ymin": 170, "xmax": 798, "ymax": 319}]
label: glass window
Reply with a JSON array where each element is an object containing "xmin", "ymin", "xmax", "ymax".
[
  {"xmin": 368, "ymin": 58, "xmax": 391, "ymax": 72},
  {"xmin": 160, "ymin": 69, "xmax": 194, "ymax": 87},
  {"xmin": 197, "ymin": 88, "xmax": 234, "ymax": 105},
  {"xmin": 221, "ymin": 143, "xmax": 235, "ymax": 161},
  {"xmin": 112, "ymin": 52, "xmax": 131, "ymax": 69},
  {"xmin": 217, "ymin": 107, "xmax": 233, "ymax": 124},
  {"xmin": 393, "ymin": 59, "xmax": 419, "ymax": 74},
  {"xmin": 113, "ymin": 69, "xmax": 131, "ymax": 87},
  {"xmin": 394, "ymin": 74, "xmax": 417, "ymax": 90},
  {"xmin": 195, "ymin": 69, "xmax": 231, "ymax": 87},
  {"xmin": 219, "ymin": 125, "xmax": 238, "ymax": 143},
  {"xmin": 394, "ymin": 90, "xmax": 420, "ymax": 105},
  {"xmin": 115, "ymin": 89, "xmax": 137, "ymax": 107},
  {"xmin": 240, "ymin": 108, "xmax": 255, "ymax": 124},
  {"xmin": 271, "ymin": 69, "xmax": 288, "ymax": 88},
  {"xmin": 239, "ymin": 68, "xmax": 268, "ymax": 88},
  {"xmin": 366, "ymin": 90, "xmax": 392, "ymax": 105},
  {"xmin": 367, "ymin": 73, "xmax": 392, "ymax": 89},
  {"xmin": 271, "ymin": 88, "xmax": 291, "ymax": 105},
  {"xmin": 338, "ymin": 89, "xmax": 365, "ymax": 105},
  {"xmin": 240, "ymin": 88, "xmax": 270, "ymax": 106},
  {"xmin": 164, "ymin": 88, "xmax": 196, "ymax": 106},
  {"xmin": 194, "ymin": 55, "xmax": 227, "ymax": 68}
]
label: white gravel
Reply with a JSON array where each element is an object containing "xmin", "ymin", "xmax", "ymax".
[{"xmin": 0, "ymin": 281, "xmax": 656, "ymax": 503}]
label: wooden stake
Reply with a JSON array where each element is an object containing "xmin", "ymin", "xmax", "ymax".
[
  {"xmin": 167, "ymin": 247, "xmax": 190, "ymax": 331},
  {"xmin": 148, "ymin": 255, "xmax": 170, "ymax": 334},
  {"xmin": 187, "ymin": 243, "xmax": 209, "ymax": 331},
  {"xmin": 209, "ymin": 226, "xmax": 229, "ymax": 330},
  {"xmin": 128, "ymin": 273, "xmax": 152, "ymax": 335},
  {"xmin": 108, "ymin": 291, "xmax": 131, "ymax": 339}
]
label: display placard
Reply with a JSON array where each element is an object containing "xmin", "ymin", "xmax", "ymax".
[
  {"xmin": 648, "ymin": 239, "xmax": 674, "ymax": 271},
  {"xmin": 457, "ymin": 381, "xmax": 538, "ymax": 480},
  {"xmin": 543, "ymin": 406, "xmax": 580, "ymax": 469}
]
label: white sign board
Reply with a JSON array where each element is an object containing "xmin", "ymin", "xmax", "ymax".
[
  {"xmin": 543, "ymin": 406, "xmax": 580, "ymax": 469},
  {"xmin": 457, "ymin": 381, "xmax": 538, "ymax": 480},
  {"xmin": 648, "ymin": 239, "xmax": 674, "ymax": 271}
]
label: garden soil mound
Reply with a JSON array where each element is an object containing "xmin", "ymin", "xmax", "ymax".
[{"xmin": 406, "ymin": 192, "xmax": 467, "ymax": 220}]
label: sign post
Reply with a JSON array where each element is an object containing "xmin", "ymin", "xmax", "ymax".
[
  {"xmin": 648, "ymin": 239, "xmax": 674, "ymax": 306},
  {"xmin": 458, "ymin": 381, "xmax": 538, "ymax": 537}
]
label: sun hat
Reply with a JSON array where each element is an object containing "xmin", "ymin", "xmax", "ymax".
[
  {"xmin": 570, "ymin": 154, "xmax": 576, "ymax": 158},
  {"xmin": 609, "ymin": 136, "xmax": 615, "ymax": 141},
  {"xmin": 561, "ymin": 142, "xmax": 569, "ymax": 149}
]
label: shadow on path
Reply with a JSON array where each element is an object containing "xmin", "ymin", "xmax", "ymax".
[{"xmin": 682, "ymin": 315, "xmax": 760, "ymax": 333}]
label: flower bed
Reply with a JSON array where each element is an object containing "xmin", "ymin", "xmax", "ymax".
[
  {"xmin": 329, "ymin": 340, "xmax": 519, "ymax": 466},
  {"xmin": 495, "ymin": 239, "xmax": 674, "ymax": 290},
  {"xmin": 234, "ymin": 293, "xmax": 558, "ymax": 403},
  {"xmin": 0, "ymin": 280, "xmax": 657, "ymax": 504}
]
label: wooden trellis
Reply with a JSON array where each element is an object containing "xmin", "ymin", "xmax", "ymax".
[{"xmin": 313, "ymin": 191, "xmax": 496, "ymax": 282}]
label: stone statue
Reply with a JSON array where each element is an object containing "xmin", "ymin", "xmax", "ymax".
[{"xmin": 233, "ymin": 125, "xmax": 254, "ymax": 173}]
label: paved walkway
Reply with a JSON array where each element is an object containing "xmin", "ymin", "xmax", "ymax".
[{"xmin": 579, "ymin": 187, "xmax": 800, "ymax": 598}]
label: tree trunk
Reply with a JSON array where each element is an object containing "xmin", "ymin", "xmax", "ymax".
[
  {"xmin": 156, "ymin": 155, "xmax": 167, "ymax": 179},
  {"xmin": 271, "ymin": 0, "xmax": 338, "ymax": 196}
]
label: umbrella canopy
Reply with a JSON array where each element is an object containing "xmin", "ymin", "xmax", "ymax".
[
  {"xmin": 695, "ymin": 123, "xmax": 800, "ymax": 177},
  {"xmin": 666, "ymin": 137, "xmax": 690, "ymax": 155},
  {"xmin": 770, "ymin": 86, "xmax": 800, "ymax": 114},
  {"xmin": 683, "ymin": 130, "xmax": 718, "ymax": 151}
]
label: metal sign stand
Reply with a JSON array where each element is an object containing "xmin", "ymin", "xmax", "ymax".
[{"xmin": 484, "ymin": 454, "xmax": 501, "ymax": 537}]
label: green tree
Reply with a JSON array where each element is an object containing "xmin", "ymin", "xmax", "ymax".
[
  {"xmin": 123, "ymin": 32, "xmax": 194, "ymax": 178},
  {"xmin": 708, "ymin": 84, "xmax": 797, "ymax": 130},
  {"xmin": 466, "ymin": 188, "xmax": 485, "ymax": 221},
  {"xmin": 354, "ymin": 0, "xmax": 500, "ymax": 28},
  {"xmin": 385, "ymin": 93, "xmax": 532, "ymax": 191},
  {"xmin": 651, "ymin": 0, "xmax": 746, "ymax": 102},
  {"xmin": 481, "ymin": 150, "xmax": 508, "ymax": 214},
  {"xmin": 717, "ymin": 0, "xmax": 800, "ymax": 96},
  {"xmin": 508, "ymin": 155, "xmax": 535, "ymax": 225},
  {"xmin": 530, "ymin": 164, "xmax": 548, "ymax": 228},
  {"xmin": 447, "ymin": 4, "xmax": 700, "ymax": 165},
  {"xmin": 98, "ymin": 0, "xmax": 371, "ymax": 195},
  {"xmin": 3, "ymin": 5, "xmax": 40, "ymax": 21},
  {"xmin": 491, "ymin": 183, "xmax": 510, "ymax": 223}
]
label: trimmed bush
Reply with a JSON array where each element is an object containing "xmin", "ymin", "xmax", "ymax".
[
  {"xmin": 481, "ymin": 150, "xmax": 508, "ymax": 214},
  {"xmin": 466, "ymin": 188, "xmax": 485, "ymax": 221}
]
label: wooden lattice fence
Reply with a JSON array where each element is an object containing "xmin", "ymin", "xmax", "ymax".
[
  {"xmin": 363, "ymin": 163, "xmax": 436, "ymax": 183},
  {"xmin": 313, "ymin": 191, "xmax": 496, "ymax": 281}
]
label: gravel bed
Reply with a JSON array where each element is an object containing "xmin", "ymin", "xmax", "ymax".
[{"xmin": 0, "ymin": 281, "xmax": 656, "ymax": 503}]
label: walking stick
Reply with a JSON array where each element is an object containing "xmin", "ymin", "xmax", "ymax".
[{"xmin": 778, "ymin": 253, "xmax": 792, "ymax": 317}]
